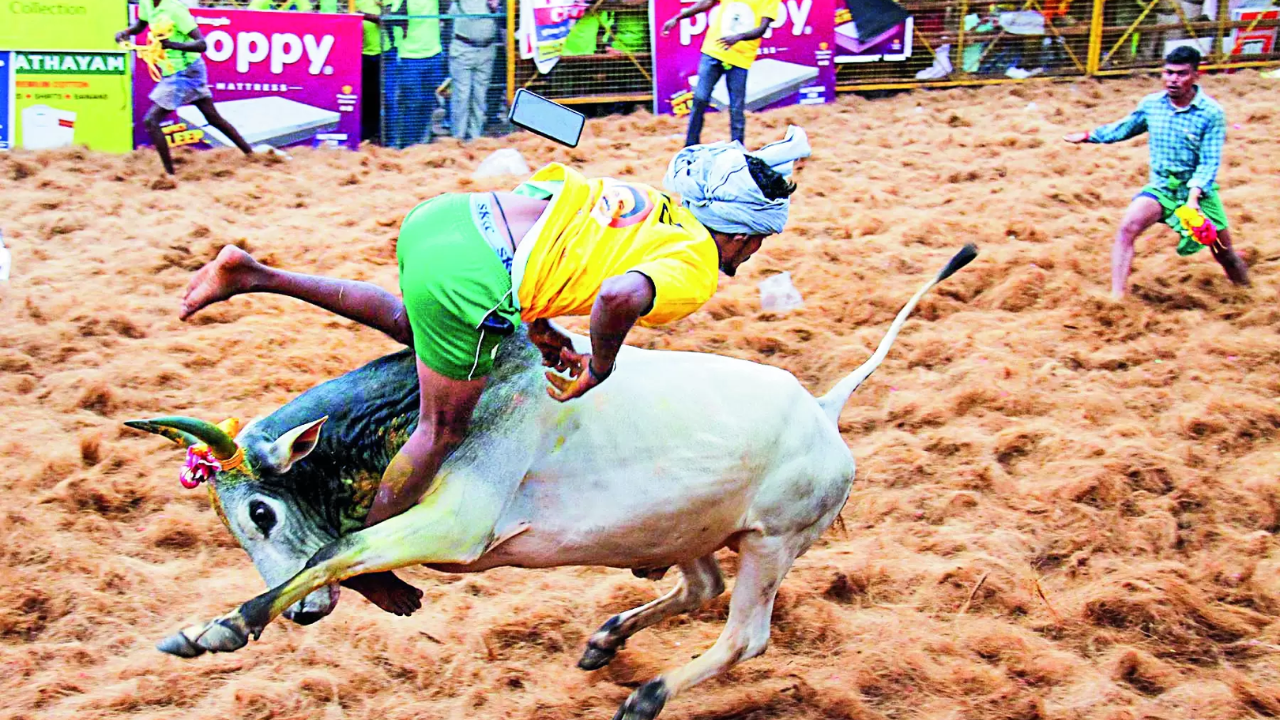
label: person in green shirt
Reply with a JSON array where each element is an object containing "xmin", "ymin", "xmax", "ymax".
[
  {"xmin": 562, "ymin": 6, "xmax": 607, "ymax": 56},
  {"xmin": 116, "ymin": 0, "xmax": 255, "ymax": 175},
  {"xmin": 604, "ymin": 0, "xmax": 648, "ymax": 54},
  {"xmin": 387, "ymin": 0, "xmax": 445, "ymax": 146},
  {"xmin": 562, "ymin": 0, "xmax": 648, "ymax": 56}
]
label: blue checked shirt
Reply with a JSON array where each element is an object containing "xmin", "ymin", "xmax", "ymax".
[{"xmin": 1088, "ymin": 88, "xmax": 1226, "ymax": 196}]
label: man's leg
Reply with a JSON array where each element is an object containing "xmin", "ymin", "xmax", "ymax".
[
  {"xmin": 1210, "ymin": 227, "xmax": 1251, "ymax": 286},
  {"xmin": 685, "ymin": 53, "xmax": 724, "ymax": 147},
  {"xmin": 180, "ymin": 245, "xmax": 414, "ymax": 346},
  {"xmin": 469, "ymin": 47, "xmax": 497, "ymax": 140},
  {"xmin": 450, "ymin": 51, "xmax": 471, "ymax": 141},
  {"xmin": 1197, "ymin": 191, "xmax": 1250, "ymax": 287},
  {"xmin": 191, "ymin": 98, "xmax": 254, "ymax": 156},
  {"xmin": 143, "ymin": 104, "xmax": 176, "ymax": 175},
  {"xmin": 1112, "ymin": 194, "xmax": 1164, "ymax": 298},
  {"xmin": 423, "ymin": 53, "xmax": 448, "ymax": 142},
  {"xmin": 364, "ymin": 359, "xmax": 486, "ymax": 525},
  {"xmin": 397, "ymin": 55, "xmax": 440, "ymax": 147},
  {"xmin": 726, "ymin": 64, "xmax": 748, "ymax": 145}
]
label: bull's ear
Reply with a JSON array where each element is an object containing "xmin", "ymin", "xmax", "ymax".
[{"xmin": 262, "ymin": 416, "xmax": 329, "ymax": 474}]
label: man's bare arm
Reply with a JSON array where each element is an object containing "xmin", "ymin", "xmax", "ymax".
[{"xmin": 545, "ymin": 271, "xmax": 655, "ymax": 402}]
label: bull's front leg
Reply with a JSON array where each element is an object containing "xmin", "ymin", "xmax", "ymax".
[{"xmin": 157, "ymin": 471, "xmax": 520, "ymax": 657}]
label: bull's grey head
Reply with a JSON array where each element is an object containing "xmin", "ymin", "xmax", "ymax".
[{"xmin": 126, "ymin": 414, "xmax": 358, "ymax": 625}]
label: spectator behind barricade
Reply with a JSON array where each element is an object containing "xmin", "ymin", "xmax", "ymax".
[
  {"xmin": 664, "ymin": 0, "xmax": 779, "ymax": 147},
  {"xmin": 448, "ymin": 0, "xmax": 500, "ymax": 141},
  {"xmin": 560, "ymin": 0, "xmax": 647, "ymax": 57},
  {"xmin": 390, "ymin": 0, "xmax": 445, "ymax": 147},
  {"xmin": 563, "ymin": 4, "xmax": 608, "ymax": 56},
  {"xmin": 603, "ymin": 0, "xmax": 648, "ymax": 55},
  {"xmin": 358, "ymin": 0, "xmax": 392, "ymax": 142}
]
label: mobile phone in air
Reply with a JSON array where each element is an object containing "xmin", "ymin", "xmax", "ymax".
[{"xmin": 508, "ymin": 89, "xmax": 586, "ymax": 148}]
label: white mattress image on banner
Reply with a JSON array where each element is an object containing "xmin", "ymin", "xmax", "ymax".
[{"xmin": 687, "ymin": 59, "xmax": 821, "ymax": 111}]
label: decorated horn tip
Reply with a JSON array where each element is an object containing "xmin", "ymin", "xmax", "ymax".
[
  {"xmin": 124, "ymin": 416, "xmax": 238, "ymax": 459},
  {"xmin": 125, "ymin": 419, "xmax": 200, "ymax": 448}
]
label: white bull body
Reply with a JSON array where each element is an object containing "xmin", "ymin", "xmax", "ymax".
[
  {"xmin": 463, "ymin": 346, "xmax": 851, "ymax": 573},
  {"xmin": 136, "ymin": 245, "xmax": 976, "ymax": 720}
]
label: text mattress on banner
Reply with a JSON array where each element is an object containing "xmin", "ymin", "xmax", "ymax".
[
  {"xmin": 132, "ymin": 8, "xmax": 363, "ymax": 151},
  {"xmin": 651, "ymin": 0, "xmax": 834, "ymax": 118}
]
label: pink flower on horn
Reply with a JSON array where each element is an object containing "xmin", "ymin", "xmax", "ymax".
[{"xmin": 180, "ymin": 446, "xmax": 223, "ymax": 489}]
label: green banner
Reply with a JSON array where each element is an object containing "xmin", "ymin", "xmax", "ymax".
[
  {"xmin": 12, "ymin": 51, "xmax": 132, "ymax": 153},
  {"xmin": 13, "ymin": 51, "xmax": 128, "ymax": 74},
  {"xmin": 0, "ymin": 0, "xmax": 127, "ymax": 51}
]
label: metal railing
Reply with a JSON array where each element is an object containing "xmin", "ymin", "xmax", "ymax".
[{"xmin": 374, "ymin": 12, "xmax": 513, "ymax": 146}]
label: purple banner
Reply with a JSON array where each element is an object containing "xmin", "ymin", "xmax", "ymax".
[
  {"xmin": 651, "ymin": 0, "xmax": 835, "ymax": 118},
  {"xmin": 132, "ymin": 8, "xmax": 362, "ymax": 151}
]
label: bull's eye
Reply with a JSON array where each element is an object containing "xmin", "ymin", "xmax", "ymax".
[{"xmin": 249, "ymin": 500, "xmax": 276, "ymax": 536}]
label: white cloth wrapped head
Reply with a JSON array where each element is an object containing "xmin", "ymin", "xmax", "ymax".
[{"xmin": 662, "ymin": 125, "xmax": 811, "ymax": 236}]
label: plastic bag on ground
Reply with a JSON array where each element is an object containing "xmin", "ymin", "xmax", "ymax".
[
  {"xmin": 758, "ymin": 271, "xmax": 803, "ymax": 312},
  {"xmin": 474, "ymin": 148, "xmax": 531, "ymax": 179}
]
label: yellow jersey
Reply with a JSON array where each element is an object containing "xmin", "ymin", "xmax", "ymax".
[
  {"xmin": 701, "ymin": 0, "xmax": 782, "ymax": 69},
  {"xmin": 512, "ymin": 164, "xmax": 720, "ymax": 327}
]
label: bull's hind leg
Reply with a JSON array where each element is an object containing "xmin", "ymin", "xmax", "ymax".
[
  {"xmin": 157, "ymin": 466, "xmax": 523, "ymax": 657},
  {"xmin": 611, "ymin": 532, "xmax": 801, "ymax": 720},
  {"xmin": 579, "ymin": 555, "xmax": 724, "ymax": 671}
]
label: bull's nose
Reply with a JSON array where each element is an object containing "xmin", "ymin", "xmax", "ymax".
[{"xmin": 286, "ymin": 610, "xmax": 327, "ymax": 626}]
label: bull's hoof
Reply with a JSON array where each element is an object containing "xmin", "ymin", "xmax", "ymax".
[
  {"xmin": 612, "ymin": 679, "xmax": 668, "ymax": 720},
  {"xmin": 158, "ymin": 615, "xmax": 256, "ymax": 657},
  {"xmin": 157, "ymin": 625, "xmax": 206, "ymax": 658},
  {"xmin": 577, "ymin": 639, "xmax": 622, "ymax": 671},
  {"xmin": 197, "ymin": 617, "xmax": 251, "ymax": 653}
]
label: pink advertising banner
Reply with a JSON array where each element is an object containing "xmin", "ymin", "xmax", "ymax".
[
  {"xmin": 650, "ymin": 0, "xmax": 835, "ymax": 118},
  {"xmin": 132, "ymin": 8, "xmax": 362, "ymax": 151}
]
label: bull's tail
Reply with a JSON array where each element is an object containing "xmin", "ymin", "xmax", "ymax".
[{"xmin": 817, "ymin": 244, "xmax": 978, "ymax": 427}]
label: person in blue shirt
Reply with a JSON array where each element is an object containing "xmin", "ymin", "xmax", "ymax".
[{"xmin": 1064, "ymin": 46, "xmax": 1249, "ymax": 299}]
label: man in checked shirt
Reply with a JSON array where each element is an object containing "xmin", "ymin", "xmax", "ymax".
[{"xmin": 1064, "ymin": 46, "xmax": 1250, "ymax": 299}]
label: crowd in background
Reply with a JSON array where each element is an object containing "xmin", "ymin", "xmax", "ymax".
[{"xmin": 354, "ymin": 0, "xmax": 507, "ymax": 147}]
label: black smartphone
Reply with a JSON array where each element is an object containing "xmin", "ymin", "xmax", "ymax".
[{"xmin": 508, "ymin": 89, "xmax": 586, "ymax": 148}]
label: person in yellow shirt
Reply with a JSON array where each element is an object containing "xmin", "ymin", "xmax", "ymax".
[
  {"xmin": 663, "ymin": 0, "xmax": 781, "ymax": 146},
  {"xmin": 176, "ymin": 127, "xmax": 808, "ymax": 607}
]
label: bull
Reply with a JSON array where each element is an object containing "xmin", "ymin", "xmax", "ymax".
[{"xmin": 128, "ymin": 245, "xmax": 976, "ymax": 720}]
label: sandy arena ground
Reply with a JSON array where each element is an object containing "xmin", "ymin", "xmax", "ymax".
[{"xmin": 3, "ymin": 72, "xmax": 1280, "ymax": 720}]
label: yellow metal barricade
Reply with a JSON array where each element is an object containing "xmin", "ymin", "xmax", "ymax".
[
  {"xmin": 1091, "ymin": 0, "xmax": 1279, "ymax": 74},
  {"xmin": 508, "ymin": 0, "xmax": 654, "ymax": 105},
  {"xmin": 835, "ymin": 0, "xmax": 1091, "ymax": 91}
]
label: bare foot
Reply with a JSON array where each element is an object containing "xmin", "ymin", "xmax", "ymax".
[
  {"xmin": 340, "ymin": 571, "xmax": 424, "ymax": 616},
  {"xmin": 180, "ymin": 245, "xmax": 263, "ymax": 320}
]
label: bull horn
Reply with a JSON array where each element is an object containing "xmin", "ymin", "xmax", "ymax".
[{"xmin": 125, "ymin": 416, "xmax": 239, "ymax": 460}]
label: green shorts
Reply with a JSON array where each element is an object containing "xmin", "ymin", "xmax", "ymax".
[
  {"xmin": 397, "ymin": 194, "xmax": 521, "ymax": 381},
  {"xmin": 1137, "ymin": 181, "xmax": 1229, "ymax": 257}
]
